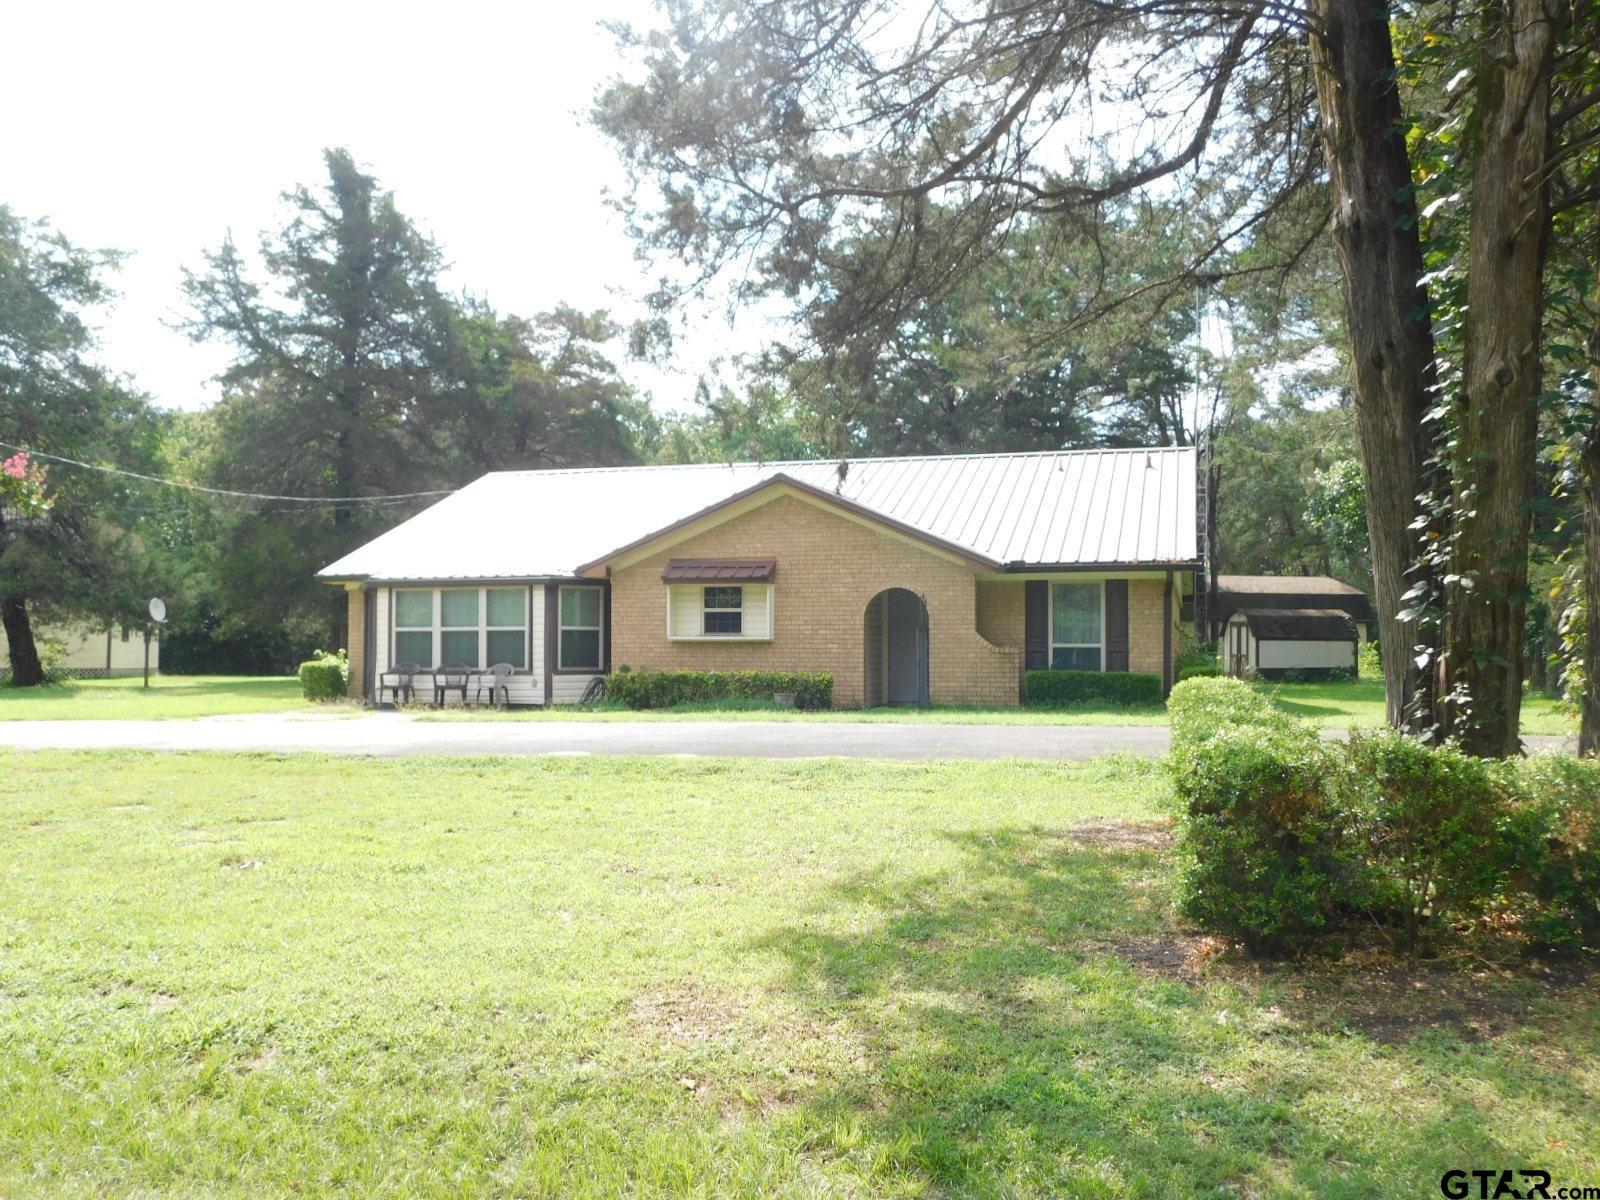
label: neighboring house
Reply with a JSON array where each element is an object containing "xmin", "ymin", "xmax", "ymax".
[
  {"xmin": 0, "ymin": 622, "xmax": 155, "ymax": 679},
  {"xmin": 318, "ymin": 448, "xmax": 1200, "ymax": 708},
  {"xmin": 1222, "ymin": 608, "xmax": 1359, "ymax": 681}
]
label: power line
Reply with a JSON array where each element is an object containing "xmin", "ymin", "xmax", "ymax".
[{"xmin": 0, "ymin": 440, "xmax": 457, "ymax": 506}]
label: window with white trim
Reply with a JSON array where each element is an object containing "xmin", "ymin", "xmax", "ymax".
[
  {"xmin": 558, "ymin": 586, "xmax": 603, "ymax": 671},
  {"xmin": 702, "ymin": 586, "xmax": 743, "ymax": 635},
  {"xmin": 1050, "ymin": 581, "xmax": 1103, "ymax": 671},
  {"xmin": 391, "ymin": 587, "xmax": 528, "ymax": 670}
]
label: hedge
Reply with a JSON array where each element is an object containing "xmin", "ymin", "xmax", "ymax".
[
  {"xmin": 299, "ymin": 651, "xmax": 348, "ymax": 702},
  {"xmin": 606, "ymin": 669, "xmax": 832, "ymax": 710},
  {"xmin": 1166, "ymin": 675, "xmax": 1600, "ymax": 955},
  {"xmin": 1024, "ymin": 669, "xmax": 1163, "ymax": 708}
]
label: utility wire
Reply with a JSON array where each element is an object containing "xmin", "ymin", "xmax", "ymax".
[{"xmin": 0, "ymin": 440, "xmax": 457, "ymax": 506}]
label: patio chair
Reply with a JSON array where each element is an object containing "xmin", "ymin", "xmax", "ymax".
[
  {"xmin": 432, "ymin": 663, "xmax": 472, "ymax": 707},
  {"xmin": 377, "ymin": 662, "xmax": 420, "ymax": 707},
  {"xmin": 476, "ymin": 662, "xmax": 516, "ymax": 708}
]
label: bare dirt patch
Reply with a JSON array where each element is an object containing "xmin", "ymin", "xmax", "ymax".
[
  {"xmin": 1062, "ymin": 820, "xmax": 1174, "ymax": 852},
  {"xmin": 629, "ymin": 984, "xmax": 749, "ymax": 1047}
]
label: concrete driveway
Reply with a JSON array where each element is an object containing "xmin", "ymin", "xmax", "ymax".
[
  {"xmin": 0, "ymin": 711, "xmax": 1172, "ymax": 761},
  {"xmin": 0, "ymin": 713, "xmax": 1573, "ymax": 761}
]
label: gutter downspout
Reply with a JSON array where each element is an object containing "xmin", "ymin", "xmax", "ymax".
[{"xmin": 1163, "ymin": 570, "xmax": 1175, "ymax": 698}]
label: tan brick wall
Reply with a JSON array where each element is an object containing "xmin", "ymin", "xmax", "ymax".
[
  {"xmin": 346, "ymin": 586, "xmax": 366, "ymax": 701},
  {"xmin": 975, "ymin": 580, "xmax": 1026, "ymax": 658},
  {"xmin": 978, "ymin": 575, "xmax": 1177, "ymax": 686},
  {"xmin": 609, "ymin": 493, "xmax": 1020, "ymax": 707}
]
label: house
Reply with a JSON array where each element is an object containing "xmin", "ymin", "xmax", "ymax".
[
  {"xmin": 318, "ymin": 448, "xmax": 1200, "ymax": 708},
  {"xmin": 0, "ymin": 622, "xmax": 155, "ymax": 679}
]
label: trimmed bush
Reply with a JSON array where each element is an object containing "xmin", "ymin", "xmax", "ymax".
[
  {"xmin": 1498, "ymin": 756, "xmax": 1600, "ymax": 950},
  {"xmin": 1024, "ymin": 669, "xmax": 1162, "ymax": 708},
  {"xmin": 1171, "ymin": 721, "xmax": 1354, "ymax": 953},
  {"xmin": 299, "ymin": 651, "xmax": 348, "ymax": 702},
  {"xmin": 606, "ymin": 669, "xmax": 832, "ymax": 711},
  {"xmin": 1343, "ymin": 730, "xmax": 1505, "ymax": 951},
  {"xmin": 1177, "ymin": 662, "xmax": 1222, "ymax": 683},
  {"xmin": 1168, "ymin": 675, "xmax": 1293, "ymax": 754}
]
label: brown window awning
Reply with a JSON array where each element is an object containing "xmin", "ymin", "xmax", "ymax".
[{"xmin": 662, "ymin": 558, "xmax": 777, "ymax": 583}]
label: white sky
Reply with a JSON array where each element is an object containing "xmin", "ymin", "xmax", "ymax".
[{"xmin": 3, "ymin": 0, "xmax": 761, "ymax": 415}]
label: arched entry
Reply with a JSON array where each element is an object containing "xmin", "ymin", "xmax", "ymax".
[{"xmin": 864, "ymin": 588, "xmax": 930, "ymax": 706}]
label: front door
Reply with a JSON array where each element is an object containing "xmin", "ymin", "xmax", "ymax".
[{"xmin": 884, "ymin": 588, "xmax": 930, "ymax": 705}]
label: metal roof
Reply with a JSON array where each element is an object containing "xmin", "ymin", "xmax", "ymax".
[
  {"xmin": 662, "ymin": 558, "xmax": 778, "ymax": 582},
  {"xmin": 317, "ymin": 447, "xmax": 1198, "ymax": 582}
]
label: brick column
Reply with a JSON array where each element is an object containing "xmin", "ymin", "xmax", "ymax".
[{"xmin": 345, "ymin": 586, "xmax": 366, "ymax": 701}]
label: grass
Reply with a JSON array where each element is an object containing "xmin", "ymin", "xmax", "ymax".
[
  {"xmin": 0, "ymin": 675, "xmax": 312, "ymax": 721},
  {"xmin": 1257, "ymin": 676, "xmax": 1575, "ymax": 736},
  {"xmin": 1, "ymin": 750, "xmax": 1595, "ymax": 1198}
]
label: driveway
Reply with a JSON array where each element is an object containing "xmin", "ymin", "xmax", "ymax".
[
  {"xmin": 0, "ymin": 711, "xmax": 1171, "ymax": 761},
  {"xmin": 0, "ymin": 713, "xmax": 1574, "ymax": 761}
]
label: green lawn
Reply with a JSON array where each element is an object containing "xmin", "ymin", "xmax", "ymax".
[
  {"xmin": 0, "ymin": 675, "xmax": 310, "ymax": 720},
  {"xmin": 1258, "ymin": 676, "xmax": 1575, "ymax": 736},
  {"xmin": 1, "ymin": 751, "xmax": 1594, "ymax": 1198}
]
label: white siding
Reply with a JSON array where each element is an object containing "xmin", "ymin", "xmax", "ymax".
[
  {"xmin": 1256, "ymin": 639, "xmax": 1356, "ymax": 671},
  {"xmin": 666, "ymin": 583, "xmax": 774, "ymax": 641},
  {"xmin": 0, "ymin": 623, "xmax": 154, "ymax": 676},
  {"xmin": 371, "ymin": 585, "xmax": 545, "ymax": 706},
  {"xmin": 551, "ymin": 672, "xmax": 602, "ymax": 704}
]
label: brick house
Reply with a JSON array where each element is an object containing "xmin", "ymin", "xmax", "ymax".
[{"xmin": 319, "ymin": 448, "xmax": 1200, "ymax": 707}]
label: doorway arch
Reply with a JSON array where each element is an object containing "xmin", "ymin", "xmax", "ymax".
[{"xmin": 864, "ymin": 588, "xmax": 930, "ymax": 706}]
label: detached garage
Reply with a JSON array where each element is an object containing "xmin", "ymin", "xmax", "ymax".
[{"xmin": 1224, "ymin": 608, "xmax": 1358, "ymax": 681}]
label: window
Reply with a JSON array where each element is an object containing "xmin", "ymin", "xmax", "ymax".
[
  {"xmin": 702, "ymin": 586, "xmax": 743, "ymax": 635},
  {"xmin": 392, "ymin": 587, "xmax": 527, "ymax": 670},
  {"xmin": 558, "ymin": 586, "xmax": 602, "ymax": 671},
  {"xmin": 1050, "ymin": 581, "xmax": 1102, "ymax": 671},
  {"xmin": 484, "ymin": 588, "xmax": 527, "ymax": 668},
  {"xmin": 394, "ymin": 589, "xmax": 435, "ymax": 668}
]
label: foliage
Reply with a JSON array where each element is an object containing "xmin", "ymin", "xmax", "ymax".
[
  {"xmin": 1303, "ymin": 458, "xmax": 1370, "ymax": 575},
  {"xmin": 1177, "ymin": 663, "xmax": 1222, "ymax": 682},
  {"xmin": 1024, "ymin": 669, "xmax": 1163, "ymax": 708},
  {"xmin": 1497, "ymin": 756, "xmax": 1600, "ymax": 950},
  {"xmin": 1167, "ymin": 676, "xmax": 1295, "ymax": 753},
  {"xmin": 0, "ymin": 206, "xmax": 163, "ymax": 684},
  {"xmin": 1343, "ymin": 731, "xmax": 1505, "ymax": 951},
  {"xmin": 605, "ymin": 668, "xmax": 832, "ymax": 710},
  {"xmin": 1170, "ymin": 720, "xmax": 1353, "ymax": 953},
  {"xmin": 298, "ymin": 651, "xmax": 349, "ymax": 703}
]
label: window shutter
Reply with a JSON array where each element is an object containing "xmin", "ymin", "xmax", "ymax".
[
  {"xmin": 745, "ymin": 585, "xmax": 772, "ymax": 638},
  {"xmin": 1104, "ymin": 580, "xmax": 1130, "ymax": 671},
  {"xmin": 1024, "ymin": 580, "xmax": 1049, "ymax": 670},
  {"xmin": 669, "ymin": 586, "xmax": 701, "ymax": 638}
]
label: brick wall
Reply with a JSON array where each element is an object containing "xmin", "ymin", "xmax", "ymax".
[
  {"xmin": 979, "ymin": 575, "xmax": 1178, "ymax": 687},
  {"xmin": 608, "ymin": 493, "xmax": 1020, "ymax": 708},
  {"xmin": 345, "ymin": 586, "xmax": 366, "ymax": 702}
]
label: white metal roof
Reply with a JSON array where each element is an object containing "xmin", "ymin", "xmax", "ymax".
[{"xmin": 317, "ymin": 447, "xmax": 1198, "ymax": 581}]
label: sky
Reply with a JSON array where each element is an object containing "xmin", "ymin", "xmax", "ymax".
[{"xmin": 3, "ymin": 0, "xmax": 761, "ymax": 414}]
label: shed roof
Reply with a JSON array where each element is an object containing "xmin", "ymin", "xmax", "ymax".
[
  {"xmin": 1213, "ymin": 575, "xmax": 1374, "ymax": 622},
  {"xmin": 318, "ymin": 447, "xmax": 1198, "ymax": 582},
  {"xmin": 1232, "ymin": 607, "xmax": 1358, "ymax": 640},
  {"xmin": 662, "ymin": 558, "xmax": 777, "ymax": 582}
]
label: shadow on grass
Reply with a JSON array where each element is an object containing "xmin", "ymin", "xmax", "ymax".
[{"xmin": 752, "ymin": 824, "xmax": 1575, "ymax": 1197}]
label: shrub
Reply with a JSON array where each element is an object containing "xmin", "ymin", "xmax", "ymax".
[
  {"xmin": 606, "ymin": 669, "xmax": 832, "ymax": 710},
  {"xmin": 1024, "ymin": 669, "xmax": 1162, "ymax": 708},
  {"xmin": 1342, "ymin": 731, "xmax": 1505, "ymax": 952},
  {"xmin": 1171, "ymin": 721, "xmax": 1354, "ymax": 953},
  {"xmin": 1498, "ymin": 756, "xmax": 1600, "ymax": 950},
  {"xmin": 1167, "ymin": 675, "xmax": 1293, "ymax": 756},
  {"xmin": 299, "ymin": 650, "xmax": 348, "ymax": 702},
  {"xmin": 1177, "ymin": 662, "xmax": 1222, "ymax": 682}
]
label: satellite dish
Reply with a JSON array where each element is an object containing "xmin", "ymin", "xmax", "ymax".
[{"xmin": 148, "ymin": 597, "xmax": 167, "ymax": 624}]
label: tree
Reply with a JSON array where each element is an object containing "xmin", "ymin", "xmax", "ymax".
[
  {"xmin": 183, "ymin": 148, "xmax": 463, "ymax": 647},
  {"xmin": 0, "ymin": 207, "xmax": 159, "ymax": 685}
]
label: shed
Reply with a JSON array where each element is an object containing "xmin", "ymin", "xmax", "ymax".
[
  {"xmin": 1224, "ymin": 608, "xmax": 1358, "ymax": 680},
  {"xmin": 1209, "ymin": 575, "xmax": 1374, "ymax": 639}
]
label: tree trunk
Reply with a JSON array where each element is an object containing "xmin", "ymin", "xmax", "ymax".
[
  {"xmin": 1308, "ymin": 0, "xmax": 1441, "ymax": 731},
  {"xmin": 1443, "ymin": 0, "xmax": 1560, "ymax": 757},
  {"xmin": 1582, "ymin": 429, "xmax": 1600, "ymax": 756},
  {"xmin": 1, "ymin": 594, "xmax": 44, "ymax": 687}
]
